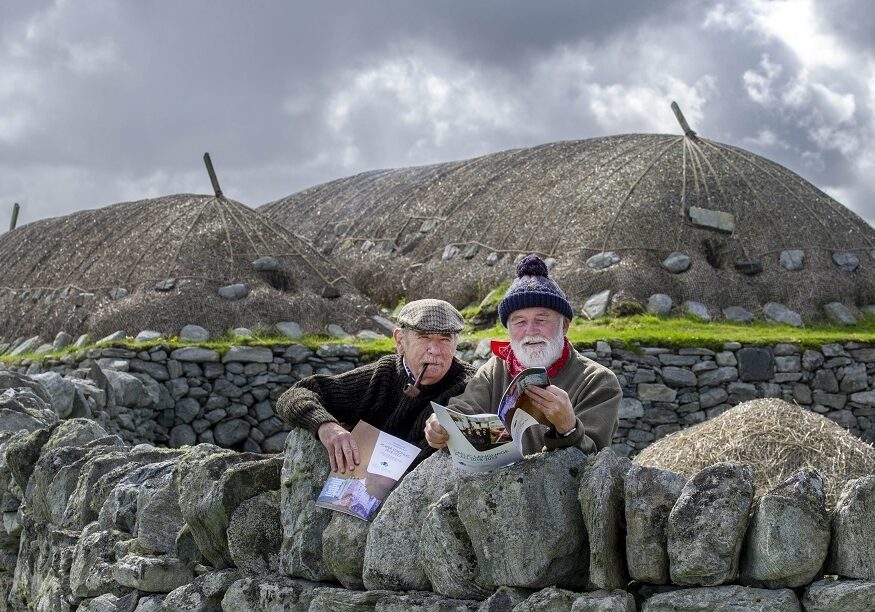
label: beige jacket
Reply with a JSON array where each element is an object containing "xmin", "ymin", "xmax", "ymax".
[{"xmin": 448, "ymin": 348, "xmax": 621, "ymax": 454}]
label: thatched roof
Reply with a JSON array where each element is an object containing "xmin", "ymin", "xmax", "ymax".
[
  {"xmin": 261, "ymin": 134, "xmax": 875, "ymax": 319},
  {"xmin": 634, "ymin": 399, "xmax": 875, "ymax": 510},
  {"xmin": 0, "ymin": 194, "xmax": 378, "ymax": 341}
]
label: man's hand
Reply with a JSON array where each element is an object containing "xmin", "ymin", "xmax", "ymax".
[
  {"xmin": 317, "ymin": 422, "xmax": 360, "ymax": 473},
  {"xmin": 424, "ymin": 413, "xmax": 449, "ymax": 449},
  {"xmin": 525, "ymin": 384, "xmax": 576, "ymax": 434}
]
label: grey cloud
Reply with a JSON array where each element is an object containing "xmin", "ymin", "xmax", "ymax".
[{"xmin": 1, "ymin": 0, "xmax": 874, "ymax": 228}]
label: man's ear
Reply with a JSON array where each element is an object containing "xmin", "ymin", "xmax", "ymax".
[
  {"xmin": 393, "ymin": 328, "xmax": 405, "ymax": 355},
  {"xmin": 562, "ymin": 317, "xmax": 571, "ymax": 333}
]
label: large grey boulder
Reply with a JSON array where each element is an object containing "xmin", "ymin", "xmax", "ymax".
[
  {"xmin": 579, "ymin": 448, "xmax": 630, "ymax": 590},
  {"xmin": 763, "ymin": 302, "xmax": 803, "ymax": 327},
  {"xmin": 279, "ymin": 427, "xmax": 334, "ymax": 581},
  {"xmin": 371, "ymin": 591, "xmax": 479, "ymax": 611},
  {"xmin": 222, "ymin": 346, "xmax": 274, "ymax": 363},
  {"xmin": 419, "ymin": 490, "xmax": 491, "ymax": 600},
  {"xmin": 308, "ymin": 586, "xmax": 394, "ymax": 612},
  {"xmin": 163, "ymin": 569, "xmax": 240, "ymax": 612},
  {"xmin": 98, "ymin": 460, "xmax": 178, "ymax": 534},
  {"xmin": 662, "ymin": 252, "xmax": 692, "ymax": 273},
  {"xmin": 512, "ymin": 587, "xmax": 579, "ymax": 611},
  {"xmin": 228, "ymin": 489, "xmax": 282, "ymax": 574},
  {"xmin": 321, "ymin": 512, "xmax": 369, "ymax": 589},
  {"xmin": 641, "ymin": 585, "xmax": 800, "ymax": 611},
  {"xmin": 456, "ymin": 448, "xmax": 589, "ymax": 590},
  {"xmin": 826, "ymin": 475, "xmax": 875, "ymax": 579},
  {"xmin": 114, "ymin": 554, "xmax": 194, "ymax": 593},
  {"xmin": 179, "ymin": 324, "xmax": 210, "ymax": 342},
  {"xmin": 740, "ymin": 468, "xmax": 829, "ymax": 588},
  {"xmin": 682, "ymin": 301, "xmax": 710, "ymax": 321},
  {"xmin": 647, "ymin": 294, "xmax": 673, "ymax": 316},
  {"xmin": 176, "ymin": 445, "xmax": 280, "ymax": 568},
  {"xmin": 477, "ymin": 586, "xmax": 534, "ymax": 612},
  {"xmin": 723, "ymin": 305, "xmax": 754, "ymax": 323},
  {"xmin": 667, "ymin": 462, "xmax": 754, "ymax": 586},
  {"xmin": 64, "ymin": 446, "xmax": 178, "ymax": 530},
  {"xmin": 30, "ymin": 372, "xmax": 76, "ymax": 418},
  {"xmin": 69, "ymin": 522, "xmax": 128, "ymax": 598},
  {"xmin": 363, "ymin": 450, "xmax": 460, "ymax": 591},
  {"xmin": 625, "ymin": 464, "xmax": 687, "ymax": 584},
  {"xmin": 135, "ymin": 471, "xmax": 186, "ymax": 554},
  {"xmin": 802, "ymin": 578, "xmax": 875, "ymax": 612},
  {"xmin": 0, "ymin": 388, "xmax": 57, "ymax": 434},
  {"xmin": 91, "ymin": 364, "xmax": 172, "ymax": 411},
  {"xmin": 8, "ymin": 521, "xmax": 79, "ymax": 610},
  {"xmin": 586, "ymin": 251, "xmax": 620, "ymax": 269},
  {"xmin": 6, "ymin": 418, "xmax": 108, "ymax": 495},
  {"xmin": 582, "ymin": 290, "xmax": 610, "ymax": 319},
  {"xmin": 780, "ymin": 249, "xmax": 804, "ymax": 271},
  {"xmin": 28, "ymin": 440, "xmax": 119, "ymax": 526},
  {"xmin": 79, "ymin": 591, "xmax": 139, "ymax": 612},
  {"xmin": 571, "ymin": 590, "xmax": 637, "ymax": 611},
  {"xmin": 221, "ymin": 576, "xmax": 319, "ymax": 612},
  {"xmin": 823, "ymin": 302, "xmax": 857, "ymax": 326}
]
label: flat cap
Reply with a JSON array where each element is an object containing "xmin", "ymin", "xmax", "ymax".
[{"xmin": 396, "ymin": 299, "xmax": 465, "ymax": 334}]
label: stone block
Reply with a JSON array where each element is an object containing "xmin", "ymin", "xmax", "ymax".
[
  {"xmin": 740, "ymin": 468, "xmax": 829, "ymax": 588},
  {"xmin": 668, "ymin": 463, "xmax": 754, "ymax": 586}
]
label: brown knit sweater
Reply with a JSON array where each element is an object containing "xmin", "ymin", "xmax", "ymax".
[{"xmin": 275, "ymin": 354, "xmax": 475, "ymax": 453}]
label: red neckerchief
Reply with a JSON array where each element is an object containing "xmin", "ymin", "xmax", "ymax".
[{"xmin": 491, "ymin": 337, "xmax": 571, "ymax": 378}]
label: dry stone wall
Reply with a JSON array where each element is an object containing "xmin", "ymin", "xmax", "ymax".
[
  {"xmin": 0, "ymin": 370, "xmax": 872, "ymax": 611},
  {"xmin": 5, "ymin": 339, "xmax": 875, "ymax": 456}
]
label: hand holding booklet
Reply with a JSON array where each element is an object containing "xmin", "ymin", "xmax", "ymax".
[
  {"xmin": 431, "ymin": 366, "xmax": 551, "ymax": 472},
  {"xmin": 315, "ymin": 420, "xmax": 420, "ymax": 521}
]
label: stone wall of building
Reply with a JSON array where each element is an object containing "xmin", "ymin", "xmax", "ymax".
[
  {"xmin": 0, "ymin": 369, "xmax": 872, "ymax": 611},
  {"xmin": 6, "ymin": 339, "xmax": 875, "ymax": 456}
]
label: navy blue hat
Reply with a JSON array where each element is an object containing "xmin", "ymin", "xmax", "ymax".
[{"xmin": 498, "ymin": 255, "xmax": 573, "ymax": 327}]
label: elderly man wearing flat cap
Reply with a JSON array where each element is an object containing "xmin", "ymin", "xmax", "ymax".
[
  {"xmin": 276, "ymin": 299, "xmax": 475, "ymax": 473},
  {"xmin": 425, "ymin": 255, "xmax": 621, "ymax": 455}
]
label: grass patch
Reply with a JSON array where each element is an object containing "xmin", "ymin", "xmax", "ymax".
[
  {"xmin": 465, "ymin": 314, "xmax": 875, "ymax": 351},
  {"xmin": 460, "ymin": 281, "xmax": 509, "ymax": 319},
  {"xmin": 5, "ymin": 314, "xmax": 875, "ymax": 365}
]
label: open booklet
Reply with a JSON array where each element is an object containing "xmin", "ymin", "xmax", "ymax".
[
  {"xmin": 315, "ymin": 420, "xmax": 420, "ymax": 521},
  {"xmin": 431, "ymin": 366, "xmax": 551, "ymax": 473}
]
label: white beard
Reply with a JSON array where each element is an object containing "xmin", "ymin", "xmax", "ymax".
[{"xmin": 511, "ymin": 327, "xmax": 565, "ymax": 368}]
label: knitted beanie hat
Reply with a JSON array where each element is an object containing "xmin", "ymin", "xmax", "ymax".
[{"xmin": 498, "ymin": 255, "xmax": 573, "ymax": 327}]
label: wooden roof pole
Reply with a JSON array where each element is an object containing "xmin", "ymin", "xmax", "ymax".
[
  {"xmin": 671, "ymin": 101, "xmax": 698, "ymax": 139},
  {"xmin": 203, "ymin": 152, "xmax": 224, "ymax": 198},
  {"xmin": 8, "ymin": 202, "xmax": 19, "ymax": 231}
]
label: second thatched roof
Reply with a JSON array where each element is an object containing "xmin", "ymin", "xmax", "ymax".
[
  {"xmin": 261, "ymin": 134, "xmax": 875, "ymax": 320},
  {"xmin": 0, "ymin": 194, "xmax": 378, "ymax": 341}
]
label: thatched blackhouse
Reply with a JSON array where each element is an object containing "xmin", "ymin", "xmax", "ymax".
[
  {"xmin": 0, "ymin": 194, "xmax": 378, "ymax": 342},
  {"xmin": 261, "ymin": 132, "xmax": 875, "ymax": 321}
]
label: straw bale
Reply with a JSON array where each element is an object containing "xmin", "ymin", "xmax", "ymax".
[
  {"xmin": 633, "ymin": 399, "xmax": 875, "ymax": 510},
  {"xmin": 261, "ymin": 135, "xmax": 875, "ymax": 318},
  {"xmin": 0, "ymin": 194, "xmax": 378, "ymax": 341}
]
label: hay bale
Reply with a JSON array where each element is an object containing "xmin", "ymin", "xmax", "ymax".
[{"xmin": 633, "ymin": 399, "xmax": 875, "ymax": 510}]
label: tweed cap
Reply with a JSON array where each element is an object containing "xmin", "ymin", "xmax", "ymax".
[
  {"xmin": 396, "ymin": 299, "xmax": 465, "ymax": 334},
  {"xmin": 498, "ymin": 254, "xmax": 573, "ymax": 326}
]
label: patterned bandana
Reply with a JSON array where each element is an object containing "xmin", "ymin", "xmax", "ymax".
[{"xmin": 491, "ymin": 337, "xmax": 572, "ymax": 379}]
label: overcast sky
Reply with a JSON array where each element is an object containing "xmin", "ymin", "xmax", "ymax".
[{"xmin": 2, "ymin": 0, "xmax": 875, "ymax": 228}]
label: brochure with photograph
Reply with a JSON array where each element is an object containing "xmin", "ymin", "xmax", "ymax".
[
  {"xmin": 315, "ymin": 420, "xmax": 420, "ymax": 521},
  {"xmin": 431, "ymin": 366, "xmax": 551, "ymax": 473}
]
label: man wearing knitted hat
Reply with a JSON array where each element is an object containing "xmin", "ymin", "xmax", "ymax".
[
  {"xmin": 277, "ymin": 299, "xmax": 475, "ymax": 473},
  {"xmin": 425, "ymin": 255, "xmax": 621, "ymax": 455}
]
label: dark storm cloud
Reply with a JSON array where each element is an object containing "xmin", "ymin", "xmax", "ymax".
[{"xmin": 1, "ymin": 0, "xmax": 874, "ymax": 228}]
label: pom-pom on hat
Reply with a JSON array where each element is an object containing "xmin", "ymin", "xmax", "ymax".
[{"xmin": 498, "ymin": 255, "xmax": 573, "ymax": 327}]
